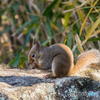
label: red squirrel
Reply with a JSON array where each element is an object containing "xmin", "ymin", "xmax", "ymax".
[{"xmin": 28, "ymin": 42, "xmax": 100, "ymax": 78}]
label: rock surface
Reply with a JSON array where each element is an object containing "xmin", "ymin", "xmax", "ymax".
[{"xmin": 0, "ymin": 64, "xmax": 100, "ymax": 100}]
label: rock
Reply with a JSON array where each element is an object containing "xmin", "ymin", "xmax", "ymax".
[{"xmin": 0, "ymin": 64, "xmax": 100, "ymax": 100}]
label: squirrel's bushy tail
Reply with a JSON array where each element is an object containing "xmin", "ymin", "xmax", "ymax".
[{"xmin": 68, "ymin": 49, "xmax": 100, "ymax": 75}]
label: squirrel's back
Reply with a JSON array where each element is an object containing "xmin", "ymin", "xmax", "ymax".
[{"xmin": 49, "ymin": 43, "xmax": 74, "ymax": 68}]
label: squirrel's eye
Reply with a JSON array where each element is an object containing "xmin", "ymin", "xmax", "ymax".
[{"xmin": 32, "ymin": 54, "xmax": 35, "ymax": 58}]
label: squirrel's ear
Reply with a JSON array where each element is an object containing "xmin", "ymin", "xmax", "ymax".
[
  {"xmin": 34, "ymin": 40, "xmax": 41, "ymax": 50},
  {"xmin": 35, "ymin": 41, "xmax": 41, "ymax": 49}
]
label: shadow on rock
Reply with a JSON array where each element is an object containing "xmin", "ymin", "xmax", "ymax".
[{"xmin": 0, "ymin": 76, "xmax": 53, "ymax": 87}]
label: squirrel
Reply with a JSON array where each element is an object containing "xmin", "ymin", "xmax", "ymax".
[{"xmin": 28, "ymin": 42, "xmax": 100, "ymax": 78}]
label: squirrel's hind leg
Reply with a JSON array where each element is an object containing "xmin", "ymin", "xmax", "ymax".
[{"xmin": 51, "ymin": 54, "xmax": 70, "ymax": 78}]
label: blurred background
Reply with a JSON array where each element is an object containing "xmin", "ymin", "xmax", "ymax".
[{"xmin": 0, "ymin": 0, "xmax": 100, "ymax": 68}]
